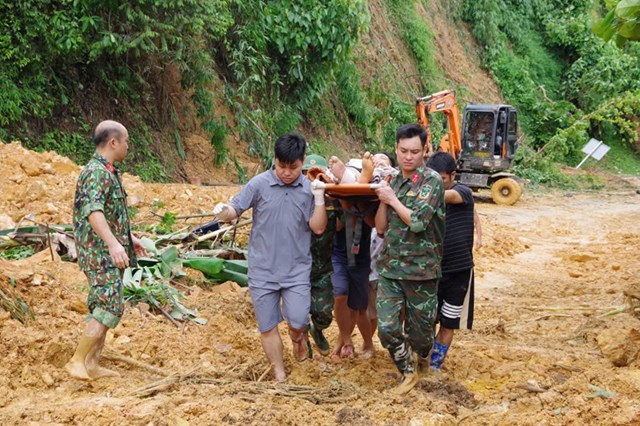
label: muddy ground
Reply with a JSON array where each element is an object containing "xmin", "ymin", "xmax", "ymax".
[{"xmin": 1, "ymin": 142, "xmax": 640, "ymax": 425}]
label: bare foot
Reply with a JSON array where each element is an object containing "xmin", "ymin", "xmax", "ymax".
[
  {"xmin": 87, "ymin": 365, "xmax": 120, "ymax": 380},
  {"xmin": 340, "ymin": 343, "xmax": 354, "ymax": 358},
  {"xmin": 291, "ymin": 337, "xmax": 309, "ymax": 362},
  {"xmin": 330, "ymin": 337, "xmax": 344, "ymax": 358},
  {"xmin": 359, "ymin": 346, "xmax": 375, "ymax": 359},
  {"xmin": 65, "ymin": 360, "xmax": 92, "ymax": 381},
  {"xmin": 329, "ymin": 156, "xmax": 346, "ymax": 180},
  {"xmin": 359, "ymin": 151, "xmax": 374, "ymax": 183},
  {"xmin": 274, "ymin": 370, "xmax": 287, "ymax": 382}
]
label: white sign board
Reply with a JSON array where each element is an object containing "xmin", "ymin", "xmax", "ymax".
[
  {"xmin": 581, "ymin": 138, "xmax": 610, "ymax": 161},
  {"xmin": 576, "ymin": 138, "xmax": 610, "ymax": 169}
]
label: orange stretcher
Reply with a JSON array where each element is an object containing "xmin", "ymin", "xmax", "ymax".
[{"xmin": 312, "ymin": 181, "xmax": 382, "ymax": 201}]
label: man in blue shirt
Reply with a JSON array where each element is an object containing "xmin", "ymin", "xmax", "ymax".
[{"xmin": 214, "ymin": 133, "xmax": 327, "ymax": 382}]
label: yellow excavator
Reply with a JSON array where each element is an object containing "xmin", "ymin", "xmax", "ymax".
[{"xmin": 416, "ymin": 90, "xmax": 523, "ymax": 205}]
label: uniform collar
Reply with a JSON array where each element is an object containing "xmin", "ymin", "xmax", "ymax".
[
  {"xmin": 400, "ymin": 165, "xmax": 428, "ymax": 184},
  {"xmin": 92, "ymin": 152, "xmax": 119, "ymax": 175},
  {"xmin": 268, "ymin": 167, "xmax": 303, "ymax": 187}
]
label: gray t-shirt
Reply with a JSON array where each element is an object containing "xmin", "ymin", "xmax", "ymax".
[{"xmin": 230, "ymin": 168, "xmax": 315, "ymax": 283}]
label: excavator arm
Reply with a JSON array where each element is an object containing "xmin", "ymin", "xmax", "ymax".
[{"xmin": 415, "ymin": 90, "xmax": 462, "ymax": 160}]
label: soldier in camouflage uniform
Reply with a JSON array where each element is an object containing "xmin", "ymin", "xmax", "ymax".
[
  {"xmin": 65, "ymin": 120, "xmax": 146, "ymax": 381},
  {"xmin": 302, "ymin": 155, "xmax": 339, "ymax": 356},
  {"xmin": 374, "ymin": 123, "xmax": 445, "ymax": 394}
]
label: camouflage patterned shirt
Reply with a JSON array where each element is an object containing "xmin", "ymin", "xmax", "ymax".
[
  {"xmin": 73, "ymin": 152, "xmax": 136, "ymax": 272},
  {"xmin": 377, "ymin": 166, "xmax": 445, "ymax": 280},
  {"xmin": 311, "ymin": 202, "xmax": 338, "ymax": 281}
]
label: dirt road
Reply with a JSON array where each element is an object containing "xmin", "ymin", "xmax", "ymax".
[{"xmin": 1, "ymin": 142, "xmax": 640, "ymax": 424}]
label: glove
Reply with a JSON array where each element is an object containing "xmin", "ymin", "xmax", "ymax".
[
  {"xmin": 311, "ymin": 180, "xmax": 326, "ymax": 206},
  {"xmin": 213, "ymin": 202, "xmax": 228, "ymax": 215},
  {"xmin": 213, "ymin": 202, "xmax": 232, "ymax": 221}
]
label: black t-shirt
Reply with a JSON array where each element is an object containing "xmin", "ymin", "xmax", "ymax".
[{"xmin": 441, "ymin": 183, "xmax": 475, "ymax": 273}]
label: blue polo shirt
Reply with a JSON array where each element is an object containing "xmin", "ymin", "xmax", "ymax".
[{"xmin": 230, "ymin": 168, "xmax": 315, "ymax": 283}]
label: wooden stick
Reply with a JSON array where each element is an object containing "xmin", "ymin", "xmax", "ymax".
[
  {"xmin": 256, "ymin": 363, "xmax": 272, "ymax": 383},
  {"xmin": 196, "ymin": 219, "xmax": 252, "ymax": 243},
  {"xmin": 23, "ymin": 217, "xmax": 75, "ymax": 239},
  {"xmin": 158, "ymin": 305, "xmax": 183, "ymax": 331},
  {"xmin": 46, "ymin": 223, "xmax": 54, "ymax": 261},
  {"xmin": 102, "ymin": 350, "xmax": 169, "ymax": 376},
  {"xmin": 200, "ymin": 182, "xmax": 242, "ymax": 187},
  {"xmin": 152, "ymin": 212, "xmax": 219, "ymax": 220}
]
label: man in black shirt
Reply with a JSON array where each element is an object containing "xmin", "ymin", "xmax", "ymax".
[{"xmin": 426, "ymin": 152, "xmax": 482, "ymax": 372}]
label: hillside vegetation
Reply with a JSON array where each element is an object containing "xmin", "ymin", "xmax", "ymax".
[{"xmin": 0, "ymin": 0, "xmax": 638, "ymax": 184}]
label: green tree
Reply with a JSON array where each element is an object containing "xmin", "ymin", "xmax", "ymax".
[{"xmin": 593, "ymin": 0, "xmax": 640, "ymax": 47}]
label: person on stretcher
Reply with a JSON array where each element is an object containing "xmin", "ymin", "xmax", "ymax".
[
  {"xmin": 330, "ymin": 152, "xmax": 397, "ymax": 185},
  {"xmin": 305, "ymin": 151, "xmax": 397, "ymax": 190}
]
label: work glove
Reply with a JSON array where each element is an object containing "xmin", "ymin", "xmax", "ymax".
[
  {"xmin": 311, "ymin": 180, "xmax": 326, "ymax": 206},
  {"xmin": 213, "ymin": 202, "xmax": 232, "ymax": 221}
]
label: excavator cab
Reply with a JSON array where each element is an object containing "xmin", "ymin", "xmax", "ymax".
[{"xmin": 459, "ymin": 104, "xmax": 518, "ymax": 172}]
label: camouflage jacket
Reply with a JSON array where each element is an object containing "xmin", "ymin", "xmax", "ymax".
[
  {"xmin": 377, "ymin": 165, "xmax": 445, "ymax": 280},
  {"xmin": 73, "ymin": 152, "xmax": 136, "ymax": 272},
  {"xmin": 310, "ymin": 202, "xmax": 338, "ymax": 280}
]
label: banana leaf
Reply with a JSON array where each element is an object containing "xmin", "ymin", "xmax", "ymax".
[
  {"xmin": 182, "ymin": 257, "xmax": 225, "ymax": 276},
  {"xmin": 214, "ymin": 269, "xmax": 248, "ymax": 287},
  {"xmin": 222, "ymin": 259, "xmax": 248, "ymax": 274},
  {"xmin": 182, "ymin": 257, "xmax": 248, "ymax": 286}
]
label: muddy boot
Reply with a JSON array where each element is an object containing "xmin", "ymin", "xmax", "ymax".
[
  {"xmin": 83, "ymin": 334, "xmax": 120, "ymax": 380},
  {"xmin": 429, "ymin": 341, "xmax": 449, "ymax": 372},
  {"xmin": 309, "ymin": 324, "xmax": 330, "ymax": 356},
  {"xmin": 390, "ymin": 372, "xmax": 420, "ymax": 395},
  {"xmin": 416, "ymin": 352, "xmax": 430, "ymax": 376},
  {"xmin": 358, "ymin": 151, "xmax": 374, "ymax": 183},
  {"xmin": 65, "ymin": 335, "xmax": 100, "ymax": 380}
]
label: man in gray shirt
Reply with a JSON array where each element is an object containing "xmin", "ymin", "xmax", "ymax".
[{"xmin": 214, "ymin": 133, "xmax": 327, "ymax": 382}]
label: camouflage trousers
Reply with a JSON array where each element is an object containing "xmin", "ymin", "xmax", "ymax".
[
  {"xmin": 310, "ymin": 273, "xmax": 334, "ymax": 330},
  {"xmin": 376, "ymin": 276, "xmax": 438, "ymax": 374},
  {"xmin": 86, "ymin": 268, "xmax": 124, "ymax": 329}
]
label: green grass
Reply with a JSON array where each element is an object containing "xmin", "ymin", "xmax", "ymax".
[{"xmin": 595, "ymin": 142, "xmax": 640, "ymax": 175}]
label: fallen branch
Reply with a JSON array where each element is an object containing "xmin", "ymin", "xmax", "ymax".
[
  {"xmin": 530, "ymin": 313, "xmax": 572, "ymax": 322},
  {"xmin": 553, "ymin": 363, "xmax": 582, "ymax": 372},
  {"xmin": 128, "ymin": 363, "xmax": 204, "ymax": 397},
  {"xmin": 152, "ymin": 212, "xmax": 219, "ymax": 220},
  {"xmin": 201, "ymin": 182, "xmax": 242, "ymax": 187},
  {"xmin": 124, "ymin": 361, "xmax": 358, "ymax": 403},
  {"xmin": 157, "ymin": 305, "xmax": 183, "ymax": 331},
  {"xmin": 102, "ymin": 349, "xmax": 169, "ymax": 377},
  {"xmin": 256, "ymin": 363, "xmax": 272, "ymax": 383},
  {"xmin": 196, "ymin": 219, "xmax": 252, "ymax": 243}
]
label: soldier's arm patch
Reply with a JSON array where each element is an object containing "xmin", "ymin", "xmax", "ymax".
[{"xmin": 418, "ymin": 184, "xmax": 433, "ymax": 200}]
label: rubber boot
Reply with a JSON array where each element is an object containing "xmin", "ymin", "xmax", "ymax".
[
  {"xmin": 429, "ymin": 341, "xmax": 449, "ymax": 371},
  {"xmin": 309, "ymin": 324, "xmax": 330, "ymax": 356},
  {"xmin": 390, "ymin": 372, "xmax": 420, "ymax": 395},
  {"xmin": 416, "ymin": 352, "xmax": 430, "ymax": 376},
  {"xmin": 85, "ymin": 336, "xmax": 120, "ymax": 380},
  {"xmin": 65, "ymin": 335, "xmax": 100, "ymax": 380}
]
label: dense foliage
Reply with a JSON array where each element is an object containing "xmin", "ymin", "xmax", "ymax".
[
  {"xmin": 593, "ymin": 0, "xmax": 640, "ymax": 47},
  {"xmin": 0, "ymin": 0, "xmax": 368, "ymax": 176},
  {"xmin": 1, "ymin": 0, "xmax": 638, "ymax": 184}
]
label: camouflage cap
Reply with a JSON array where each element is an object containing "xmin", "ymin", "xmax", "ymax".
[{"xmin": 303, "ymin": 154, "xmax": 328, "ymax": 171}]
